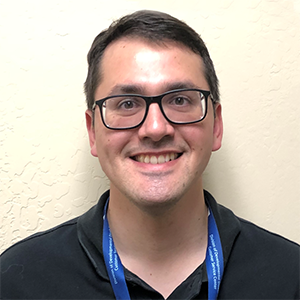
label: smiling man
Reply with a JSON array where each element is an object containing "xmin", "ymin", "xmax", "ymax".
[{"xmin": 1, "ymin": 10, "xmax": 299, "ymax": 300}]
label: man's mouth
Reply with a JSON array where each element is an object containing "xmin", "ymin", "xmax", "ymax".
[{"xmin": 131, "ymin": 153, "xmax": 181, "ymax": 164}]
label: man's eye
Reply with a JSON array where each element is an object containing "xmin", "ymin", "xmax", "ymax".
[
  {"xmin": 120, "ymin": 100, "xmax": 135, "ymax": 109},
  {"xmin": 116, "ymin": 97, "xmax": 144, "ymax": 111},
  {"xmin": 174, "ymin": 97, "xmax": 186, "ymax": 105},
  {"xmin": 172, "ymin": 96, "xmax": 191, "ymax": 106}
]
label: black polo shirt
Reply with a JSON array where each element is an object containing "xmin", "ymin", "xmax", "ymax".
[{"xmin": 1, "ymin": 190, "xmax": 299, "ymax": 299}]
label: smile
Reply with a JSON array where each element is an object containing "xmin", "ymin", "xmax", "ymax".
[{"xmin": 133, "ymin": 153, "xmax": 180, "ymax": 164}]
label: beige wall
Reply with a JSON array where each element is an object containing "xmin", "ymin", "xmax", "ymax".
[{"xmin": 1, "ymin": 0, "xmax": 299, "ymax": 253}]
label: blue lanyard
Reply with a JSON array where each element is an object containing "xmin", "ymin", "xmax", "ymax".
[
  {"xmin": 102, "ymin": 198, "xmax": 224, "ymax": 300},
  {"xmin": 206, "ymin": 208, "xmax": 224, "ymax": 300},
  {"xmin": 102, "ymin": 199, "xmax": 131, "ymax": 300}
]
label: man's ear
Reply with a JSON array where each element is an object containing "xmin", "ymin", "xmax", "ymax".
[
  {"xmin": 212, "ymin": 103, "xmax": 223, "ymax": 152},
  {"xmin": 85, "ymin": 109, "xmax": 98, "ymax": 157}
]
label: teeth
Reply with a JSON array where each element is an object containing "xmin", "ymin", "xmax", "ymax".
[
  {"xmin": 150, "ymin": 156, "xmax": 157, "ymax": 164},
  {"xmin": 158, "ymin": 155, "xmax": 165, "ymax": 164},
  {"xmin": 135, "ymin": 153, "xmax": 179, "ymax": 164},
  {"xmin": 165, "ymin": 153, "xmax": 170, "ymax": 162}
]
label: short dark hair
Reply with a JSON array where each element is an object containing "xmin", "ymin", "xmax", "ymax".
[{"xmin": 84, "ymin": 10, "xmax": 220, "ymax": 110}]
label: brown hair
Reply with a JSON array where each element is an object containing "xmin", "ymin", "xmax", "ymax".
[{"xmin": 84, "ymin": 10, "xmax": 219, "ymax": 109}]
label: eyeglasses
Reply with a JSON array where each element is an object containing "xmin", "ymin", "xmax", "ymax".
[{"xmin": 92, "ymin": 88, "xmax": 212, "ymax": 130}]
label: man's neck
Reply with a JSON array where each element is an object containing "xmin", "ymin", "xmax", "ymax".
[{"xmin": 106, "ymin": 184, "xmax": 208, "ymax": 298}]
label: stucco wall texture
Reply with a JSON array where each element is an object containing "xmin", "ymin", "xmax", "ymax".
[{"xmin": 1, "ymin": 0, "xmax": 299, "ymax": 253}]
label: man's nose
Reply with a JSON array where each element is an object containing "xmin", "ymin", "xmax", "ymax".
[{"xmin": 137, "ymin": 103, "xmax": 175, "ymax": 142}]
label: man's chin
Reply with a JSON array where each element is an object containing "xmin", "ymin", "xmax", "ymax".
[{"xmin": 128, "ymin": 192, "xmax": 181, "ymax": 216}]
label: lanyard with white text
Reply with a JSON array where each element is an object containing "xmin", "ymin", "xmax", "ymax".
[
  {"xmin": 206, "ymin": 207, "xmax": 224, "ymax": 300},
  {"xmin": 103, "ymin": 199, "xmax": 131, "ymax": 300},
  {"xmin": 102, "ymin": 198, "xmax": 224, "ymax": 300}
]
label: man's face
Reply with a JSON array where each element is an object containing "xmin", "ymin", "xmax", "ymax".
[{"xmin": 86, "ymin": 38, "xmax": 223, "ymax": 211}]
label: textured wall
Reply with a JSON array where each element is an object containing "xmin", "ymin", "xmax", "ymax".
[{"xmin": 1, "ymin": 0, "xmax": 299, "ymax": 253}]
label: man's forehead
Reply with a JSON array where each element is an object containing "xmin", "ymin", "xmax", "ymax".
[
  {"xmin": 102, "ymin": 36, "xmax": 199, "ymax": 61},
  {"xmin": 95, "ymin": 37, "xmax": 207, "ymax": 98}
]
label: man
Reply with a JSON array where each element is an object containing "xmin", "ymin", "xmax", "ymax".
[{"xmin": 1, "ymin": 10, "xmax": 299, "ymax": 300}]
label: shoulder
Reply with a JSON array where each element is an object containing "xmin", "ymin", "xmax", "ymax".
[
  {"xmin": 237, "ymin": 217, "xmax": 299, "ymax": 257},
  {"xmin": 205, "ymin": 191, "xmax": 299, "ymax": 298},
  {"xmin": 0, "ymin": 192, "xmax": 112, "ymax": 299},
  {"xmin": 0, "ymin": 217, "xmax": 90, "ymax": 299},
  {"xmin": 238, "ymin": 218, "xmax": 300, "ymax": 253},
  {"xmin": 217, "ymin": 200, "xmax": 300, "ymax": 269},
  {"xmin": 221, "ymin": 214, "xmax": 299, "ymax": 299},
  {"xmin": 205, "ymin": 190, "xmax": 299, "ymax": 256},
  {"xmin": 0, "ymin": 217, "xmax": 82, "ymax": 278},
  {"xmin": 210, "ymin": 200, "xmax": 300, "ymax": 300},
  {"xmin": 0, "ymin": 191, "xmax": 108, "ymax": 273},
  {"xmin": 1, "ymin": 217, "xmax": 79, "ymax": 261},
  {"xmin": 1, "ymin": 217, "xmax": 82, "ymax": 292}
]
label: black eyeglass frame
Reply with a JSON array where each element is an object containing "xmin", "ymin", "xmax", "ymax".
[{"xmin": 92, "ymin": 88, "xmax": 213, "ymax": 130}]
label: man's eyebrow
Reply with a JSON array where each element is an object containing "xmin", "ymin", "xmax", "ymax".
[
  {"xmin": 108, "ymin": 84, "xmax": 144, "ymax": 95},
  {"xmin": 108, "ymin": 81, "xmax": 201, "ymax": 96},
  {"xmin": 164, "ymin": 81, "xmax": 200, "ymax": 91}
]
